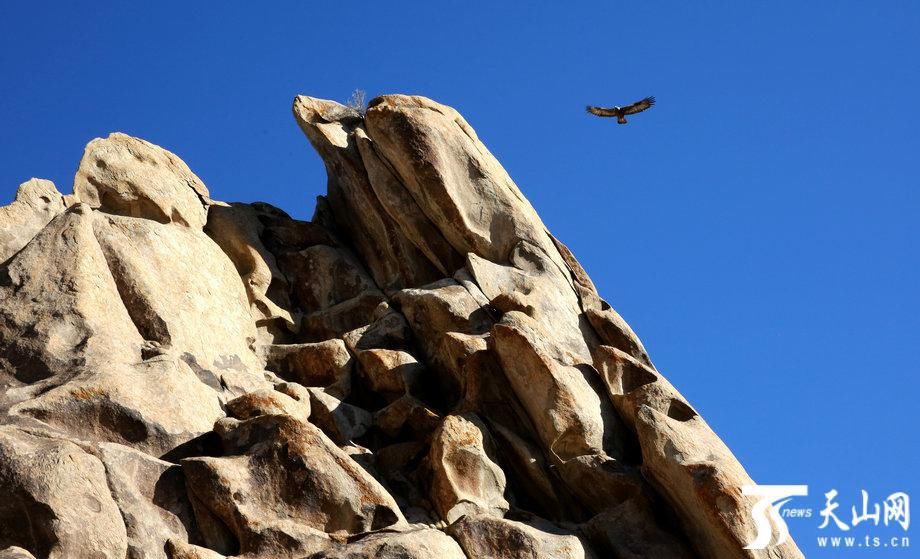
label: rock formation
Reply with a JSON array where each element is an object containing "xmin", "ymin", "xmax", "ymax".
[{"xmin": 0, "ymin": 95, "xmax": 803, "ymax": 559}]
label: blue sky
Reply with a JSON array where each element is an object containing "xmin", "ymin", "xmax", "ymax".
[{"xmin": 2, "ymin": 2, "xmax": 917, "ymax": 555}]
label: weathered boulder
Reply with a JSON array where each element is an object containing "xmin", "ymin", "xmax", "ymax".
[
  {"xmin": 11, "ymin": 358, "xmax": 224, "ymax": 456},
  {"xmin": 428, "ymin": 413, "xmax": 509, "ymax": 522},
  {"xmin": 73, "ymin": 133, "xmax": 210, "ymax": 228},
  {"xmin": 0, "ymin": 179, "xmax": 67, "ymax": 262},
  {"xmin": 554, "ymin": 453, "xmax": 645, "ymax": 516},
  {"xmin": 182, "ymin": 414, "xmax": 403, "ymax": 556},
  {"xmin": 356, "ymin": 348, "xmax": 424, "ymax": 396},
  {"xmin": 0, "ymin": 206, "xmax": 143, "ymax": 387},
  {"xmin": 165, "ymin": 540, "xmax": 227, "ymax": 559},
  {"xmin": 355, "ymin": 127, "xmax": 464, "ymax": 277},
  {"xmin": 292, "ymin": 95, "xmax": 441, "ymax": 290},
  {"xmin": 205, "ymin": 203, "xmax": 296, "ymax": 334},
  {"xmin": 635, "ymin": 404, "xmax": 801, "ymax": 559},
  {"xmin": 225, "ymin": 386, "xmax": 311, "ymax": 423},
  {"xmin": 586, "ymin": 305, "xmax": 653, "ymax": 369},
  {"xmin": 363, "ymin": 95, "xmax": 560, "ymax": 270},
  {"xmin": 90, "ymin": 212, "xmax": 261, "ymax": 372},
  {"xmin": 490, "ymin": 311, "xmax": 612, "ymax": 461},
  {"xmin": 0, "ymin": 426, "xmax": 128, "ymax": 558},
  {"xmin": 308, "ymin": 528, "xmax": 466, "ymax": 559},
  {"xmin": 279, "ymin": 244, "xmax": 380, "ymax": 313},
  {"xmin": 263, "ymin": 339, "xmax": 353, "ymax": 397},
  {"xmin": 97, "ymin": 442, "xmax": 200, "ymax": 559},
  {"xmin": 446, "ymin": 514, "xmax": 597, "ymax": 559},
  {"xmin": 0, "ymin": 548, "xmax": 37, "ymax": 559},
  {"xmin": 341, "ymin": 309, "xmax": 413, "ymax": 353}
]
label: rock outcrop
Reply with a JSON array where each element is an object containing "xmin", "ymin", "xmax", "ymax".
[{"xmin": 0, "ymin": 95, "xmax": 802, "ymax": 558}]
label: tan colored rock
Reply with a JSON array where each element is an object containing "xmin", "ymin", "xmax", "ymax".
[
  {"xmin": 489, "ymin": 290, "xmax": 537, "ymax": 316},
  {"xmin": 374, "ymin": 395, "xmax": 441, "ymax": 438},
  {"xmin": 447, "ymin": 514, "xmax": 598, "ymax": 559},
  {"xmin": 274, "ymin": 381, "xmax": 314, "ymax": 408},
  {"xmin": 593, "ymin": 344, "xmax": 688, "ymax": 433},
  {"xmin": 0, "ymin": 206, "xmax": 142, "ymax": 387},
  {"xmin": 468, "ymin": 248, "xmax": 592, "ymax": 366},
  {"xmin": 635, "ymin": 403, "xmax": 803, "ymax": 559},
  {"xmin": 279, "ymin": 244, "xmax": 380, "ymax": 312},
  {"xmin": 394, "ymin": 278, "xmax": 492, "ymax": 337},
  {"xmin": 250, "ymin": 200, "xmax": 337, "ymax": 250},
  {"xmin": 0, "ymin": 426, "xmax": 128, "ymax": 558},
  {"xmin": 184, "ymin": 490, "xmax": 237, "ymax": 557},
  {"xmin": 74, "ymin": 133, "xmax": 210, "ymax": 228},
  {"xmin": 0, "ymin": 548, "xmax": 36, "ymax": 559},
  {"xmin": 310, "ymin": 528, "xmax": 467, "ymax": 559},
  {"xmin": 0, "ymin": 179, "xmax": 67, "ymax": 262},
  {"xmin": 452, "ymin": 266, "xmax": 491, "ymax": 306},
  {"xmin": 489, "ymin": 422, "xmax": 569, "ymax": 520},
  {"xmin": 97, "ymin": 442, "xmax": 199, "ymax": 559},
  {"xmin": 393, "ymin": 278, "xmax": 494, "ymax": 378},
  {"xmin": 355, "ymin": 128, "xmax": 464, "ymax": 277},
  {"xmin": 435, "ymin": 331, "xmax": 489, "ymax": 388},
  {"xmin": 164, "ymin": 540, "xmax": 227, "ymax": 559},
  {"xmin": 208, "ymin": 367, "xmax": 277, "ymax": 401},
  {"xmin": 205, "ymin": 203, "xmax": 295, "ymax": 332},
  {"xmin": 429, "ymin": 413, "xmax": 509, "ymax": 522},
  {"xmin": 293, "ymin": 95, "xmax": 441, "ymax": 290},
  {"xmin": 547, "ymin": 233, "xmax": 657, "ymax": 391},
  {"xmin": 596, "ymin": 341, "xmax": 805, "ymax": 557},
  {"xmin": 183, "ymin": 414, "xmax": 403, "ymax": 556},
  {"xmin": 586, "ymin": 306, "xmax": 654, "ymax": 369},
  {"xmin": 0, "ymin": 199, "xmax": 260, "ymax": 400},
  {"xmin": 363, "ymin": 95, "xmax": 563, "ymax": 271},
  {"xmin": 91, "ymin": 212, "xmax": 262, "ymax": 372},
  {"xmin": 374, "ymin": 441, "xmax": 425, "ymax": 475},
  {"xmin": 0, "ymin": 548, "xmax": 37, "ymax": 559},
  {"xmin": 490, "ymin": 311, "xmax": 613, "ymax": 461},
  {"xmin": 357, "ymin": 348, "xmax": 423, "ymax": 395},
  {"xmin": 11, "ymin": 358, "xmax": 224, "ymax": 456},
  {"xmin": 225, "ymin": 387, "xmax": 311, "ymax": 422},
  {"xmin": 263, "ymin": 339, "xmax": 353, "ymax": 397},
  {"xmin": 301, "ymin": 290, "xmax": 388, "ymax": 341}
]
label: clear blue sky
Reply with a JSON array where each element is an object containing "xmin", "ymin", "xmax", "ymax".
[{"xmin": 2, "ymin": 3, "xmax": 917, "ymax": 555}]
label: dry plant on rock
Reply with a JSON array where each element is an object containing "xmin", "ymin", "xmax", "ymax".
[{"xmin": 346, "ymin": 89, "xmax": 367, "ymax": 115}]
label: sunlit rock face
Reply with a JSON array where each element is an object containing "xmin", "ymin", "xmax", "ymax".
[{"xmin": 0, "ymin": 95, "xmax": 802, "ymax": 559}]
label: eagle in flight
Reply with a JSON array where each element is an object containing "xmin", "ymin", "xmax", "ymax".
[{"xmin": 586, "ymin": 96, "xmax": 655, "ymax": 124}]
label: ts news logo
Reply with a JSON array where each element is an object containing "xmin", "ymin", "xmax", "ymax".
[{"xmin": 742, "ymin": 485, "xmax": 809, "ymax": 550}]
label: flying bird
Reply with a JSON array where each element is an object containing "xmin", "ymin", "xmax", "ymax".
[{"xmin": 586, "ymin": 96, "xmax": 655, "ymax": 124}]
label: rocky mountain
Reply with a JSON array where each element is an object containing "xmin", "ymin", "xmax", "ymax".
[{"xmin": 0, "ymin": 95, "xmax": 803, "ymax": 559}]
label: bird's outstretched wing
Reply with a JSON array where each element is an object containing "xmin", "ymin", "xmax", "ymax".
[
  {"xmin": 622, "ymin": 96, "xmax": 655, "ymax": 115},
  {"xmin": 586, "ymin": 105, "xmax": 620, "ymax": 117}
]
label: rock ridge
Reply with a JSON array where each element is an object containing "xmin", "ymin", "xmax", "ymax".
[{"xmin": 0, "ymin": 94, "xmax": 802, "ymax": 559}]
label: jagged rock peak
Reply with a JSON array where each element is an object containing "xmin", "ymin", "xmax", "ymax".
[{"xmin": 0, "ymin": 94, "xmax": 802, "ymax": 559}]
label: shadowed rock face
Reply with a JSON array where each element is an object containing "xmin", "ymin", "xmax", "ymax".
[{"xmin": 0, "ymin": 96, "xmax": 802, "ymax": 559}]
